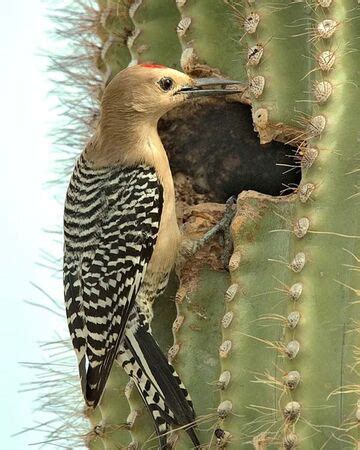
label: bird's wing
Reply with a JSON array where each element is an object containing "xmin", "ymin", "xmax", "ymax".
[{"xmin": 63, "ymin": 157, "xmax": 163, "ymax": 407}]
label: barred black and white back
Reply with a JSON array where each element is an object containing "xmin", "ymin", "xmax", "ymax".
[
  {"xmin": 63, "ymin": 154, "xmax": 199, "ymax": 448},
  {"xmin": 63, "ymin": 154, "xmax": 163, "ymax": 405}
]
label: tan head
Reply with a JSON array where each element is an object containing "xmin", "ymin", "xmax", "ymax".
[
  {"xmin": 88, "ymin": 64, "xmax": 240, "ymax": 167},
  {"xmin": 101, "ymin": 64, "xmax": 194, "ymax": 122},
  {"xmin": 101, "ymin": 63, "xmax": 241, "ymax": 124}
]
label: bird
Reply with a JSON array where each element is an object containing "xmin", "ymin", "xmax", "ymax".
[{"xmin": 63, "ymin": 63, "xmax": 240, "ymax": 449}]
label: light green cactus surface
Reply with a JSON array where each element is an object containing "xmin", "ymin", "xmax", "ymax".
[{"xmin": 46, "ymin": 0, "xmax": 360, "ymax": 448}]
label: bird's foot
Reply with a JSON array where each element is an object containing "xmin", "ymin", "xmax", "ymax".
[{"xmin": 181, "ymin": 196, "xmax": 237, "ymax": 270}]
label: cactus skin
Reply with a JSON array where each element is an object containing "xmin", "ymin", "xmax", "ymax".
[
  {"xmin": 223, "ymin": 192, "xmax": 299, "ymax": 449},
  {"xmin": 98, "ymin": 1, "xmax": 133, "ymax": 84},
  {"xmin": 46, "ymin": 0, "xmax": 360, "ymax": 448},
  {"xmin": 176, "ymin": 0, "xmax": 247, "ymax": 80},
  {"xmin": 221, "ymin": 1, "xmax": 360, "ymax": 448},
  {"xmin": 172, "ymin": 204, "xmax": 231, "ymax": 448},
  {"xmin": 129, "ymin": 0, "xmax": 181, "ymax": 68},
  {"xmin": 291, "ymin": 3, "xmax": 360, "ymax": 447},
  {"xmin": 242, "ymin": 0, "xmax": 313, "ymax": 143},
  {"xmin": 89, "ymin": 367, "xmax": 131, "ymax": 449}
]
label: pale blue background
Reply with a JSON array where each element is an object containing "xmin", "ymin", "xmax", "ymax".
[{"xmin": 0, "ymin": 1, "xmax": 77, "ymax": 448}]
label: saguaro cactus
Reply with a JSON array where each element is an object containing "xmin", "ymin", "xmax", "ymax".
[{"xmin": 42, "ymin": 0, "xmax": 360, "ymax": 448}]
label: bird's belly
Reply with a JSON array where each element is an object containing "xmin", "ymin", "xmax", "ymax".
[
  {"xmin": 136, "ymin": 204, "xmax": 180, "ymax": 323},
  {"xmin": 135, "ymin": 271, "xmax": 170, "ymax": 323},
  {"xmin": 147, "ymin": 193, "xmax": 181, "ymax": 275}
]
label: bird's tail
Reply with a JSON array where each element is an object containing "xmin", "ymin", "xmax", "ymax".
[{"xmin": 117, "ymin": 325, "xmax": 200, "ymax": 449}]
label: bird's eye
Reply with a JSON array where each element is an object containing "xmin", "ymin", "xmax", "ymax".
[{"xmin": 158, "ymin": 77, "xmax": 174, "ymax": 92}]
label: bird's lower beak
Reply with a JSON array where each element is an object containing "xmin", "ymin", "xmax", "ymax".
[{"xmin": 175, "ymin": 78, "xmax": 242, "ymax": 98}]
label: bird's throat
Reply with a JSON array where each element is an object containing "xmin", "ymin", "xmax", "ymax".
[{"xmin": 85, "ymin": 117, "xmax": 165, "ymax": 170}]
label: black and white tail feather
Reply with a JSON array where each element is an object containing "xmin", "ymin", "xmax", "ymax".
[
  {"xmin": 63, "ymin": 155, "xmax": 199, "ymax": 448},
  {"xmin": 118, "ymin": 314, "xmax": 199, "ymax": 448}
]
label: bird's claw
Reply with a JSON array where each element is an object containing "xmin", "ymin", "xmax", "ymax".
[
  {"xmin": 218, "ymin": 195, "xmax": 237, "ymax": 232},
  {"xmin": 219, "ymin": 196, "xmax": 237, "ymax": 270},
  {"xmin": 181, "ymin": 196, "xmax": 237, "ymax": 269}
]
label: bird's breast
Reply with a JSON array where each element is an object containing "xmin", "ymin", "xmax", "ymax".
[
  {"xmin": 140, "ymin": 132, "xmax": 181, "ymax": 278},
  {"xmin": 147, "ymin": 176, "xmax": 181, "ymax": 276}
]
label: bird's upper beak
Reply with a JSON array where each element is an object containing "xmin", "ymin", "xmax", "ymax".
[{"xmin": 175, "ymin": 77, "xmax": 242, "ymax": 98}]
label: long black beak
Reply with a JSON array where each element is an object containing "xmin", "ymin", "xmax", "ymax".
[{"xmin": 175, "ymin": 77, "xmax": 242, "ymax": 98}]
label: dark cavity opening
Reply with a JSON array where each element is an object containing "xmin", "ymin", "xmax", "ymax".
[{"xmin": 159, "ymin": 101, "xmax": 301, "ymax": 204}]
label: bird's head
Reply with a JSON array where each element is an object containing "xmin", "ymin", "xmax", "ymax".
[{"xmin": 101, "ymin": 64, "xmax": 241, "ymax": 123}]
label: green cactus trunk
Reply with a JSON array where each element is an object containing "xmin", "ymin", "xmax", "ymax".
[{"xmin": 47, "ymin": 0, "xmax": 360, "ymax": 448}]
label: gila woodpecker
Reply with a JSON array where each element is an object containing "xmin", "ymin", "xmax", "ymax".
[{"xmin": 63, "ymin": 63, "xmax": 240, "ymax": 448}]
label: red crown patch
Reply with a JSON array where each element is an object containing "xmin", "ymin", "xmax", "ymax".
[{"xmin": 139, "ymin": 62, "xmax": 166, "ymax": 69}]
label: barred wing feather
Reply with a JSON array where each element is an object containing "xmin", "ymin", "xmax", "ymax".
[{"xmin": 63, "ymin": 155, "xmax": 163, "ymax": 407}]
